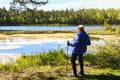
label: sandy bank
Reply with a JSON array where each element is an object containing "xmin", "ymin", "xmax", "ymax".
[
  {"xmin": 0, "ymin": 33, "xmax": 75, "ymax": 39},
  {"xmin": 1, "ymin": 33, "xmax": 120, "ymax": 41},
  {"xmin": 90, "ymin": 35, "xmax": 120, "ymax": 41}
]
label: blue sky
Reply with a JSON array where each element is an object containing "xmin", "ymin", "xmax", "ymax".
[{"xmin": 0, "ymin": 0, "xmax": 120, "ymax": 10}]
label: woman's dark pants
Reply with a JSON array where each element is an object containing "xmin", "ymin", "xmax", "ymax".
[{"xmin": 71, "ymin": 53, "xmax": 84, "ymax": 75}]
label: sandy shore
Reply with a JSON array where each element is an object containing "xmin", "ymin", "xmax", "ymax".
[
  {"xmin": 90, "ymin": 35, "xmax": 120, "ymax": 41},
  {"xmin": 1, "ymin": 33, "xmax": 120, "ymax": 41},
  {"xmin": 0, "ymin": 33, "xmax": 75, "ymax": 39}
]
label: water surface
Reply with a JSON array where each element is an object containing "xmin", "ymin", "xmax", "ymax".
[
  {"xmin": 0, "ymin": 37, "xmax": 105, "ymax": 55},
  {"xmin": 0, "ymin": 25, "xmax": 104, "ymax": 31},
  {"xmin": 0, "ymin": 26, "xmax": 105, "ymax": 55}
]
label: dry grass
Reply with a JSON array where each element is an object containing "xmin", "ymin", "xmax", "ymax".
[
  {"xmin": 0, "ymin": 33, "xmax": 75, "ymax": 39},
  {"xmin": 0, "ymin": 65, "xmax": 120, "ymax": 80},
  {"xmin": 1, "ymin": 33, "xmax": 120, "ymax": 41}
]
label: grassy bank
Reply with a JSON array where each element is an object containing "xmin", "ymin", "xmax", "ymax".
[
  {"xmin": 0, "ymin": 29, "xmax": 115, "ymax": 35},
  {"xmin": 0, "ymin": 30, "xmax": 76, "ymax": 35},
  {"xmin": 0, "ymin": 28, "xmax": 120, "ymax": 35},
  {"xmin": 0, "ymin": 41, "xmax": 120, "ymax": 80},
  {"xmin": 0, "ymin": 65, "xmax": 120, "ymax": 80}
]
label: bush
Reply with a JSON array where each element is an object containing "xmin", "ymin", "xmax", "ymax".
[
  {"xmin": 84, "ymin": 41, "xmax": 120, "ymax": 69},
  {"xmin": 16, "ymin": 49, "xmax": 66, "ymax": 70},
  {"xmin": 117, "ymin": 26, "xmax": 120, "ymax": 35}
]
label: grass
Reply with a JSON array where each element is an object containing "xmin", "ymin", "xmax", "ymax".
[
  {"xmin": 86, "ymin": 29, "xmax": 116, "ymax": 35},
  {"xmin": 0, "ymin": 30, "xmax": 75, "ymax": 35},
  {"xmin": 0, "ymin": 29, "xmax": 112, "ymax": 35},
  {"xmin": 0, "ymin": 65, "xmax": 120, "ymax": 80},
  {"xmin": 0, "ymin": 29, "xmax": 118, "ymax": 35}
]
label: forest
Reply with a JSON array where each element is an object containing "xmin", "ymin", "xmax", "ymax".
[{"xmin": 0, "ymin": 8, "xmax": 120, "ymax": 25}]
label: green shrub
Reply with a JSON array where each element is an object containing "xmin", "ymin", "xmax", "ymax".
[
  {"xmin": 117, "ymin": 26, "xmax": 120, "ymax": 35},
  {"xmin": 16, "ymin": 49, "xmax": 66, "ymax": 70},
  {"xmin": 84, "ymin": 41, "xmax": 120, "ymax": 69},
  {"xmin": 83, "ymin": 54, "xmax": 97, "ymax": 65},
  {"xmin": 96, "ymin": 41, "xmax": 120, "ymax": 69}
]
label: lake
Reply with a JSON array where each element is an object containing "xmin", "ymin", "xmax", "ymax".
[
  {"xmin": 0, "ymin": 25, "xmax": 105, "ymax": 64},
  {"xmin": 0, "ymin": 37, "xmax": 105, "ymax": 55},
  {"xmin": 0, "ymin": 25, "xmax": 104, "ymax": 31},
  {"xmin": 0, "ymin": 25, "xmax": 105, "ymax": 55}
]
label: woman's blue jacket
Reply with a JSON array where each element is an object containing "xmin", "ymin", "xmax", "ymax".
[{"xmin": 68, "ymin": 31, "xmax": 91, "ymax": 54}]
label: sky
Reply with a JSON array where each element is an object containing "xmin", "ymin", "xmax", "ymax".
[{"xmin": 0, "ymin": 0, "xmax": 120, "ymax": 10}]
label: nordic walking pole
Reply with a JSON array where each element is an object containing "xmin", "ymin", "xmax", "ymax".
[{"xmin": 66, "ymin": 41, "xmax": 68, "ymax": 77}]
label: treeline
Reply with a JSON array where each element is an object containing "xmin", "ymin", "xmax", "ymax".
[{"xmin": 0, "ymin": 8, "xmax": 120, "ymax": 25}]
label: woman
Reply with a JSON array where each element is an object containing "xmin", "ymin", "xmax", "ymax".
[{"xmin": 67, "ymin": 25, "xmax": 91, "ymax": 77}]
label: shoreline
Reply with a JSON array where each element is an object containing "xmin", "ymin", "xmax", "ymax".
[
  {"xmin": 90, "ymin": 35, "xmax": 120, "ymax": 41},
  {"xmin": 0, "ymin": 33, "xmax": 120, "ymax": 41},
  {"xmin": 0, "ymin": 33, "xmax": 75, "ymax": 39},
  {"xmin": 0, "ymin": 54, "xmax": 21, "ymax": 64}
]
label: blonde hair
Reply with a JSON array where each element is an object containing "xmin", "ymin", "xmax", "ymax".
[{"xmin": 78, "ymin": 25, "xmax": 84, "ymax": 31}]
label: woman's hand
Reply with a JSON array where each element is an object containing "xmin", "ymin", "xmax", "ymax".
[{"xmin": 67, "ymin": 40, "xmax": 70, "ymax": 45}]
